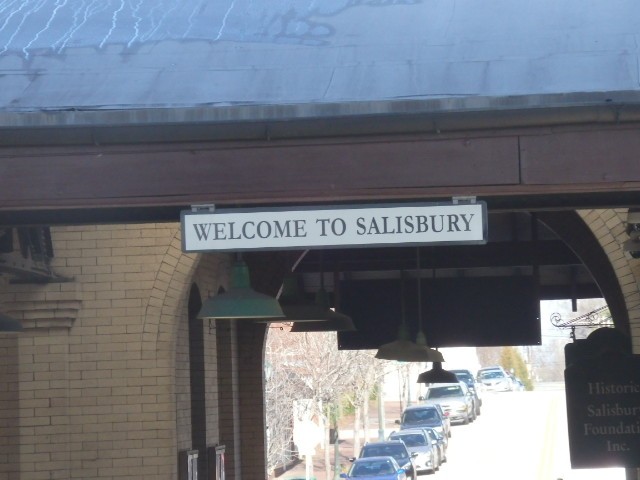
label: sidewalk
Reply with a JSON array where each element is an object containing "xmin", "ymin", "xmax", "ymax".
[{"xmin": 274, "ymin": 399, "xmax": 407, "ymax": 480}]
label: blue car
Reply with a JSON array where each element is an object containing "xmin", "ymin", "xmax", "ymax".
[{"xmin": 341, "ymin": 456, "xmax": 407, "ymax": 479}]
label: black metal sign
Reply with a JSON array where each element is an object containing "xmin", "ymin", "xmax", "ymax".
[{"xmin": 564, "ymin": 328, "xmax": 640, "ymax": 468}]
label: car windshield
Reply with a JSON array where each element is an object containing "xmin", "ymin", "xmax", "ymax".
[
  {"xmin": 480, "ymin": 371, "xmax": 505, "ymax": 379},
  {"xmin": 362, "ymin": 445, "xmax": 408, "ymax": 461},
  {"xmin": 402, "ymin": 408, "xmax": 438, "ymax": 424},
  {"xmin": 454, "ymin": 372, "xmax": 473, "ymax": 383},
  {"xmin": 351, "ymin": 459, "xmax": 396, "ymax": 477},
  {"xmin": 389, "ymin": 433, "xmax": 426, "ymax": 447},
  {"xmin": 426, "ymin": 386, "xmax": 462, "ymax": 398}
]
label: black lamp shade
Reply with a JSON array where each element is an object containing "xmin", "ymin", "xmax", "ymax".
[{"xmin": 417, "ymin": 362, "xmax": 458, "ymax": 384}]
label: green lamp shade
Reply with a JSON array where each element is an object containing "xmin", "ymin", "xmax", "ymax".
[
  {"xmin": 279, "ymin": 275, "xmax": 309, "ymax": 305},
  {"xmin": 198, "ymin": 288, "xmax": 285, "ymax": 319},
  {"xmin": 287, "ymin": 284, "xmax": 356, "ymax": 332},
  {"xmin": 0, "ymin": 313, "xmax": 23, "ymax": 333},
  {"xmin": 416, "ymin": 362, "xmax": 458, "ymax": 384},
  {"xmin": 197, "ymin": 260, "xmax": 284, "ymax": 320},
  {"xmin": 278, "ymin": 275, "xmax": 329, "ymax": 323},
  {"xmin": 375, "ymin": 340, "xmax": 444, "ymax": 362},
  {"xmin": 289, "ymin": 310, "xmax": 356, "ymax": 332},
  {"xmin": 375, "ymin": 322, "xmax": 444, "ymax": 362}
]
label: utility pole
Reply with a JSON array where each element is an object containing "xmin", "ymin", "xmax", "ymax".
[
  {"xmin": 377, "ymin": 376, "xmax": 385, "ymax": 441},
  {"xmin": 406, "ymin": 365, "xmax": 412, "ymax": 407},
  {"xmin": 333, "ymin": 403, "xmax": 341, "ymax": 480}
]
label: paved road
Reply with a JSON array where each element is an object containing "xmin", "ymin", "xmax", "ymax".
[
  {"xmin": 420, "ymin": 387, "xmax": 626, "ymax": 480},
  {"xmin": 279, "ymin": 385, "xmax": 628, "ymax": 480}
]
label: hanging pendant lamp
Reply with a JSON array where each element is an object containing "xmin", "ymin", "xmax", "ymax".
[
  {"xmin": 289, "ymin": 284, "xmax": 356, "ymax": 332},
  {"xmin": 376, "ymin": 250, "xmax": 444, "ymax": 362},
  {"xmin": 376, "ymin": 271, "xmax": 442, "ymax": 361},
  {"xmin": 197, "ymin": 255, "xmax": 285, "ymax": 320},
  {"xmin": 376, "ymin": 271, "xmax": 414, "ymax": 359},
  {"xmin": 277, "ymin": 275, "xmax": 332, "ymax": 323},
  {"xmin": 416, "ymin": 361, "xmax": 458, "ymax": 384},
  {"xmin": 0, "ymin": 312, "xmax": 23, "ymax": 333},
  {"xmin": 412, "ymin": 247, "xmax": 444, "ymax": 361},
  {"xmin": 289, "ymin": 255, "xmax": 355, "ymax": 332}
]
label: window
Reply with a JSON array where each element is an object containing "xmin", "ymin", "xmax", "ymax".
[{"xmin": 426, "ymin": 386, "xmax": 462, "ymax": 398}]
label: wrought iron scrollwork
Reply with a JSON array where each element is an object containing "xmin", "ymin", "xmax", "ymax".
[{"xmin": 550, "ymin": 305, "xmax": 613, "ymax": 340}]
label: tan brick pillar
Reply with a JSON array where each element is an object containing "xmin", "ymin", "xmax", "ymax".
[{"xmin": 0, "ymin": 334, "xmax": 20, "ymax": 479}]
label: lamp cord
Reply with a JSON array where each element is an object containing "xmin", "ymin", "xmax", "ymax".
[
  {"xmin": 400, "ymin": 270, "xmax": 406, "ymax": 326},
  {"xmin": 416, "ymin": 247, "xmax": 422, "ymax": 328}
]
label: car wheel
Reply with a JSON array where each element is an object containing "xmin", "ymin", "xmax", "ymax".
[{"xmin": 463, "ymin": 414, "xmax": 470, "ymax": 425}]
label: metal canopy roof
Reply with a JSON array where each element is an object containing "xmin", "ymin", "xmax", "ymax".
[{"xmin": 1, "ymin": 0, "xmax": 640, "ymax": 128}]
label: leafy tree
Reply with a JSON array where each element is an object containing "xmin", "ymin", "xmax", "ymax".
[
  {"xmin": 341, "ymin": 350, "xmax": 384, "ymax": 456},
  {"xmin": 499, "ymin": 346, "xmax": 534, "ymax": 390}
]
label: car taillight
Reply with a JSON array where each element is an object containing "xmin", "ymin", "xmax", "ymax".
[{"xmin": 444, "ymin": 412, "xmax": 450, "ymax": 416}]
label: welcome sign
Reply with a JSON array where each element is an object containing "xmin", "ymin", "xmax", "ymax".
[{"xmin": 181, "ymin": 202, "xmax": 487, "ymax": 252}]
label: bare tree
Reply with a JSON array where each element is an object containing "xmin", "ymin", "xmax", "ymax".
[
  {"xmin": 265, "ymin": 327, "xmax": 357, "ymax": 479},
  {"xmin": 265, "ymin": 328, "xmax": 311, "ymax": 476}
]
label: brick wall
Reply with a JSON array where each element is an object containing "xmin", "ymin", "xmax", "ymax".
[
  {"xmin": 0, "ymin": 333, "xmax": 20, "ymax": 479},
  {"xmin": 0, "ymin": 224, "xmax": 199, "ymax": 479},
  {"xmin": 0, "ymin": 223, "xmax": 283, "ymax": 479}
]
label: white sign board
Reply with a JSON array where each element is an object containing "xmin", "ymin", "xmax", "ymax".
[{"xmin": 181, "ymin": 202, "xmax": 487, "ymax": 252}]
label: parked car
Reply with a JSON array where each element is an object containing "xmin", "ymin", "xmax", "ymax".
[
  {"xmin": 450, "ymin": 368, "xmax": 483, "ymax": 414},
  {"xmin": 429, "ymin": 403, "xmax": 452, "ymax": 438},
  {"xmin": 388, "ymin": 428, "xmax": 437, "ymax": 474},
  {"xmin": 421, "ymin": 382, "xmax": 475, "ymax": 424},
  {"xmin": 477, "ymin": 366, "xmax": 514, "ymax": 392},
  {"xmin": 355, "ymin": 441, "xmax": 418, "ymax": 480},
  {"xmin": 423, "ymin": 426, "xmax": 448, "ymax": 465},
  {"xmin": 477, "ymin": 365, "xmax": 509, "ymax": 379},
  {"xmin": 341, "ymin": 456, "xmax": 407, "ymax": 480},
  {"xmin": 396, "ymin": 404, "xmax": 450, "ymax": 439},
  {"xmin": 511, "ymin": 375, "xmax": 526, "ymax": 391}
]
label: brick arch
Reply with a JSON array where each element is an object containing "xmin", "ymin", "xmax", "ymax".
[
  {"xmin": 140, "ymin": 227, "xmax": 201, "ymax": 354},
  {"xmin": 537, "ymin": 210, "xmax": 632, "ymax": 339},
  {"xmin": 578, "ymin": 209, "xmax": 640, "ymax": 351}
]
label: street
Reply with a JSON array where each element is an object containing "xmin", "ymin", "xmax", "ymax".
[
  {"xmin": 418, "ymin": 386, "xmax": 626, "ymax": 480},
  {"xmin": 280, "ymin": 384, "xmax": 629, "ymax": 480}
]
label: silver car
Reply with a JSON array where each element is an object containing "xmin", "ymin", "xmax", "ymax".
[
  {"xmin": 478, "ymin": 368, "xmax": 514, "ymax": 392},
  {"xmin": 388, "ymin": 429, "xmax": 437, "ymax": 474},
  {"xmin": 421, "ymin": 382, "xmax": 475, "ymax": 424},
  {"xmin": 423, "ymin": 426, "xmax": 447, "ymax": 465}
]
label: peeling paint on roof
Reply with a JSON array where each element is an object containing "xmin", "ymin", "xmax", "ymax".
[{"xmin": 0, "ymin": 0, "xmax": 639, "ymax": 124}]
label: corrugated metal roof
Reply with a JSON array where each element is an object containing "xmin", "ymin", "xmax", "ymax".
[{"xmin": 1, "ymin": 0, "xmax": 639, "ymax": 126}]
